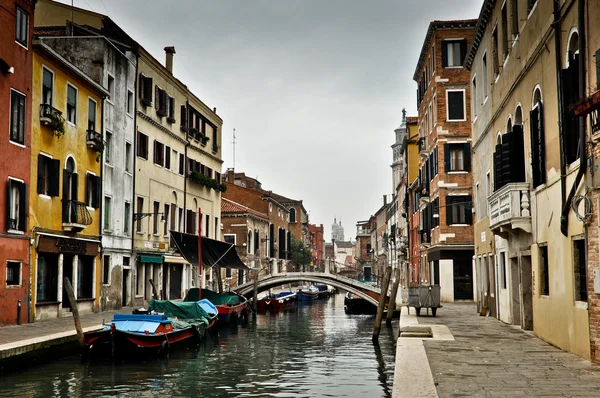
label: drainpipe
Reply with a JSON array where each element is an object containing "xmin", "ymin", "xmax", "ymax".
[
  {"xmin": 99, "ymin": 94, "xmax": 106, "ymax": 312},
  {"xmin": 554, "ymin": 0, "xmax": 568, "ymax": 236},
  {"xmin": 131, "ymin": 56, "xmax": 138, "ymax": 307},
  {"xmin": 560, "ymin": 0, "xmax": 587, "ymax": 236}
]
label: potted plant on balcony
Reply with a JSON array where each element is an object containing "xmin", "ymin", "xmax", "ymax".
[
  {"xmin": 49, "ymin": 115, "xmax": 66, "ymax": 138},
  {"xmin": 95, "ymin": 140, "xmax": 105, "ymax": 163}
]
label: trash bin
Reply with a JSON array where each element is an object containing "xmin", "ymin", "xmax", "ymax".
[{"xmin": 408, "ymin": 285, "xmax": 441, "ymax": 316}]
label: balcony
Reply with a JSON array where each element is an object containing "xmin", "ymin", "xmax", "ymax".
[
  {"xmin": 62, "ymin": 200, "xmax": 93, "ymax": 232},
  {"xmin": 40, "ymin": 104, "xmax": 65, "ymax": 137},
  {"xmin": 86, "ymin": 129, "xmax": 103, "ymax": 151},
  {"xmin": 488, "ymin": 182, "xmax": 532, "ymax": 234}
]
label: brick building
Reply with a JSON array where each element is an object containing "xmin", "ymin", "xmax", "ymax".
[
  {"xmin": 0, "ymin": 0, "xmax": 35, "ymax": 325},
  {"xmin": 413, "ymin": 19, "xmax": 477, "ymax": 302},
  {"xmin": 307, "ymin": 223, "xmax": 324, "ymax": 270}
]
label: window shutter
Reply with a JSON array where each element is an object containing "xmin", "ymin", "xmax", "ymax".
[
  {"xmin": 511, "ymin": 125, "xmax": 526, "ymax": 183},
  {"xmin": 434, "ymin": 147, "xmax": 438, "ymax": 176},
  {"xmin": 180, "ymin": 105, "xmax": 187, "ymax": 129},
  {"xmin": 254, "ymin": 230, "xmax": 259, "ymax": 253},
  {"xmin": 501, "ymin": 132, "xmax": 513, "ymax": 185},
  {"xmin": 464, "ymin": 195, "xmax": 473, "ymax": 225},
  {"xmin": 154, "ymin": 86, "xmax": 160, "ymax": 110},
  {"xmin": 538, "ymin": 102, "xmax": 546, "ymax": 184},
  {"xmin": 460, "ymin": 40, "xmax": 467, "ymax": 64},
  {"xmin": 446, "ymin": 198, "xmax": 452, "ymax": 226},
  {"xmin": 165, "ymin": 146, "xmax": 171, "ymax": 169},
  {"xmin": 138, "ymin": 73, "xmax": 144, "ymax": 98},
  {"xmin": 153, "ymin": 140, "xmax": 157, "ymax": 164},
  {"xmin": 443, "ymin": 144, "xmax": 450, "ymax": 172},
  {"xmin": 85, "ymin": 174, "xmax": 91, "ymax": 205},
  {"xmin": 6, "ymin": 180, "xmax": 12, "ymax": 232},
  {"xmin": 49, "ymin": 159, "xmax": 60, "ymax": 197},
  {"xmin": 37, "ymin": 154, "xmax": 45, "ymax": 194},
  {"xmin": 493, "ymin": 144, "xmax": 503, "ymax": 191},
  {"xmin": 169, "ymin": 96, "xmax": 175, "ymax": 119},
  {"xmin": 463, "ymin": 143, "xmax": 471, "ymax": 171},
  {"xmin": 93, "ymin": 175, "xmax": 101, "ymax": 208},
  {"xmin": 72, "ymin": 173, "xmax": 78, "ymax": 201},
  {"xmin": 18, "ymin": 182, "xmax": 27, "ymax": 231},
  {"xmin": 442, "ymin": 42, "xmax": 448, "ymax": 67}
]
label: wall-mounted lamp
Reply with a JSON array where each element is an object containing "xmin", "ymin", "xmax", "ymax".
[{"xmin": 133, "ymin": 212, "xmax": 165, "ymax": 222}]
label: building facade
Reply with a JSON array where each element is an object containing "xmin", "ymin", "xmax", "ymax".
[
  {"xmin": 413, "ymin": 19, "xmax": 477, "ymax": 302},
  {"xmin": 467, "ymin": 0, "xmax": 590, "ymax": 359},
  {"xmin": 0, "ymin": 0, "xmax": 35, "ymax": 325},
  {"xmin": 30, "ymin": 38, "xmax": 108, "ymax": 320},
  {"xmin": 307, "ymin": 223, "xmax": 324, "ymax": 270}
]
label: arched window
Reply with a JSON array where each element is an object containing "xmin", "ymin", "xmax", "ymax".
[
  {"xmin": 63, "ymin": 156, "xmax": 78, "ymax": 224},
  {"xmin": 563, "ymin": 29, "xmax": 581, "ymax": 164},
  {"xmin": 247, "ymin": 230, "xmax": 253, "ymax": 254},
  {"xmin": 289, "ymin": 208, "xmax": 296, "ymax": 223},
  {"xmin": 514, "ymin": 105, "xmax": 523, "ymax": 126},
  {"xmin": 506, "ymin": 116, "xmax": 512, "ymax": 134},
  {"xmin": 531, "ymin": 87, "xmax": 546, "ymax": 188}
]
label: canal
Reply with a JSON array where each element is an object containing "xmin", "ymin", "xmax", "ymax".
[{"xmin": 0, "ymin": 294, "xmax": 398, "ymax": 397}]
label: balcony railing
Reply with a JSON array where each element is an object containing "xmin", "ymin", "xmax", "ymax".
[
  {"xmin": 62, "ymin": 200, "xmax": 93, "ymax": 232},
  {"xmin": 40, "ymin": 103, "xmax": 62, "ymax": 124},
  {"xmin": 488, "ymin": 182, "xmax": 532, "ymax": 234},
  {"xmin": 86, "ymin": 129, "xmax": 103, "ymax": 151}
]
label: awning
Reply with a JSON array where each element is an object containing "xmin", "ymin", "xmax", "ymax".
[
  {"xmin": 163, "ymin": 255, "xmax": 189, "ymax": 265},
  {"xmin": 139, "ymin": 254, "xmax": 163, "ymax": 264},
  {"xmin": 170, "ymin": 231, "xmax": 249, "ymax": 270}
]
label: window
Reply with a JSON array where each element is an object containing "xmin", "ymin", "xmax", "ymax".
[
  {"xmin": 224, "ymin": 234, "xmax": 236, "ymax": 245},
  {"xmin": 139, "ymin": 73, "xmax": 153, "ymax": 107},
  {"xmin": 432, "ymin": 94, "xmax": 437, "ymax": 124},
  {"xmin": 165, "ymin": 146, "xmax": 171, "ymax": 169},
  {"xmin": 573, "ymin": 238, "xmax": 587, "ymax": 302},
  {"xmin": 127, "ymin": 90, "xmax": 133, "ymax": 114},
  {"xmin": 66, "ymin": 84, "xmax": 77, "ymax": 124},
  {"xmin": 124, "ymin": 202, "xmax": 131, "ymax": 235},
  {"xmin": 482, "ymin": 52, "xmax": 488, "ymax": 99},
  {"xmin": 289, "ymin": 208, "xmax": 296, "ymax": 223},
  {"xmin": 168, "ymin": 96, "xmax": 176, "ymax": 123},
  {"xmin": 107, "ymin": 75, "xmax": 115, "ymax": 101},
  {"xmin": 7, "ymin": 261, "xmax": 21, "ymax": 286},
  {"xmin": 153, "ymin": 201, "xmax": 160, "ymax": 235},
  {"xmin": 530, "ymin": 99, "xmax": 546, "ymax": 188},
  {"xmin": 37, "ymin": 154, "xmax": 60, "ymax": 196},
  {"xmin": 42, "ymin": 67, "xmax": 53, "ymax": 105},
  {"xmin": 136, "ymin": 197, "xmax": 144, "ymax": 233},
  {"xmin": 215, "ymin": 217, "xmax": 219, "ymax": 240},
  {"xmin": 446, "ymin": 90, "xmax": 466, "ymax": 121},
  {"xmin": 471, "ymin": 76, "xmax": 477, "ymax": 119},
  {"xmin": 444, "ymin": 143, "xmax": 471, "ymax": 172},
  {"xmin": 105, "ymin": 131, "xmax": 112, "ymax": 164},
  {"xmin": 540, "ymin": 245, "xmax": 549, "ymax": 296},
  {"xmin": 103, "ymin": 255, "xmax": 110, "ymax": 284},
  {"xmin": 431, "ymin": 46, "xmax": 436, "ymax": 74},
  {"xmin": 76, "ymin": 257, "xmax": 93, "ymax": 302},
  {"xmin": 499, "ymin": 252, "xmax": 507, "ymax": 289},
  {"xmin": 511, "ymin": 0, "xmax": 519, "ymax": 37},
  {"xmin": 501, "ymin": 3, "xmax": 509, "ymax": 61},
  {"xmin": 446, "ymin": 195, "xmax": 472, "ymax": 225},
  {"xmin": 136, "ymin": 262, "xmax": 144, "ymax": 296},
  {"xmin": 88, "ymin": 98, "xmax": 97, "ymax": 131},
  {"xmin": 10, "ymin": 90, "xmax": 26, "ymax": 145},
  {"xmin": 15, "ymin": 6, "xmax": 28, "ymax": 47},
  {"xmin": 6, "ymin": 179, "xmax": 26, "ymax": 232},
  {"xmin": 442, "ymin": 40, "xmax": 466, "ymax": 67},
  {"xmin": 492, "ymin": 27, "xmax": 499, "ymax": 78},
  {"xmin": 104, "ymin": 196, "xmax": 111, "ymax": 231},
  {"xmin": 85, "ymin": 173, "xmax": 100, "ymax": 208},
  {"xmin": 170, "ymin": 203, "xmax": 177, "ymax": 232},
  {"xmin": 153, "ymin": 140, "xmax": 164, "ymax": 166},
  {"xmin": 125, "ymin": 142, "xmax": 132, "ymax": 173},
  {"xmin": 164, "ymin": 204, "xmax": 170, "ymax": 236},
  {"xmin": 205, "ymin": 214, "xmax": 210, "ymax": 238},
  {"xmin": 186, "ymin": 209, "xmax": 196, "ymax": 234},
  {"xmin": 155, "ymin": 86, "xmax": 168, "ymax": 117},
  {"xmin": 137, "ymin": 132, "xmax": 148, "ymax": 159},
  {"xmin": 179, "ymin": 153, "xmax": 184, "ymax": 175}
]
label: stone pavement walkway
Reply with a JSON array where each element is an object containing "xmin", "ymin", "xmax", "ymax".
[
  {"xmin": 416, "ymin": 303, "xmax": 600, "ymax": 397},
  {"xmin": 0, "ymin": 307, "xmax": 136, "ymax": 347}
]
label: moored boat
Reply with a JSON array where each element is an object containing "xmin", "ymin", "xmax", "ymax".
[
  {"xmin": 296, "ymin": 285, "xmax": 319, "ymax": 301},
  {"xmin": 258, "ymin": 291, "xmax": 297, "ymax": 312},
  {"xmin": 184, "ymin": 288, "xmax": 248, "ymax": 325},
  {"xmin": 344, "ymin": 292, "xmax": 377, "ymax": 315}
]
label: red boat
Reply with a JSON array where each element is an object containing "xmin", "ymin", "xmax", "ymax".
[
  {"xmin": 258, "ymin": 291, "xmax": 298, "ymax": 312},
  {"xmin": 184, "ymin": 288, "xmax": 248, "ymax": 325}
]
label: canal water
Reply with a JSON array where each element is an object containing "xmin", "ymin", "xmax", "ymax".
[{"xmin": 0, "ymin": 294, "xmax": 398, "ymax": 397}]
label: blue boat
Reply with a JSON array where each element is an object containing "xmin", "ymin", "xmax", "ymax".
[{"xmin": 296, "ymin": 285, "xmax": 319, "ymax": 301}]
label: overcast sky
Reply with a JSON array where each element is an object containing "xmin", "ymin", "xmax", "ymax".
[{"xmin": 61, "ymin": 0, "xmax": 482, "ymax": 241}]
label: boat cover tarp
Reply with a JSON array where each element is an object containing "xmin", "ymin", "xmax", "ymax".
[
  {"xmin": 184, "ymin": 288, "xmax": 241, "ymax": 306},
  {"xmin": 170, "ymin": 231, "xmax": 249, "ymax": 270},
  {"xmin": 148, "ymin": 300, "xmax": 211, "ymax": 326}
]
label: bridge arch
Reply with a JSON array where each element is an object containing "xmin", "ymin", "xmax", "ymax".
[{"xmin": 234, "ymin": 272, "xmax": 381, "ymax": 307}]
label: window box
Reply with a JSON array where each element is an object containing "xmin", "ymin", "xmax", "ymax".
[{"xmin": 40, "ymin": 104, "xmax": 65, "ymax": 138}]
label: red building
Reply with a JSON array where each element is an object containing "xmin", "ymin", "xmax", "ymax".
[
  {"xmin": 0, "ymin": 0, "xmax": 35, "ymax": 325},
  {"xmin": 307, "ymin": 223, "xmax": 324, "ymax": 269}
]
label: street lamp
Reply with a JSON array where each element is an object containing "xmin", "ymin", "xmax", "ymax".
[{"xmin": 133, "ymin": 212, "xmax": 166, "ymax": 222}]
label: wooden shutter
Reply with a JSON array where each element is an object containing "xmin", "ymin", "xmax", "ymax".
[
  {"xmin": 165, "ymin": 146, "xmax": 171, "ymax": 169},
  {"xmin": 254, "ymin": 230, "xmax": 259, "ymax": 253},
  {"xmin": 154, "ymin": 86, "xmax": 160, "ymax": 111},
  {"xmin": 530, "ymin": 104, "xmax": 546, "ymax": 188},
  {"xmin": 446, "ymin": 197, "xmax": 453, "ymax": 226},
  {"xmin": 72, "ymin": 173, "xmax": 78, "ymax": 201},
  {"xmin": 511, "ymin": 125, "xmax": 526, "ymax": 183},
  {"xmin": 138, "ymin": 73, "xmax": 144, "ymax": 98},
  {"xmin": 37, "ymin": 154, "xmax": 45, "ymax": 194},
  {"xmin": 434, "ymin": 147, "xmax": 438, "ymax": 176},
  {"xmin": 463, "ymin": 143, "xmax": 471, "ymax": 171},
  {"xmin": 180, "ymin": 105, "xmax": 187, "ymax": 130},
  {"xmin": 443, "ymin": 144, "xmax": 450, "ymax": 172},
  {"xmin": 538, "ymin": 102, "xmax": 546, "ymax": 184},
  {"xmin": 93, "ymin": 175, "xmax": 101, "ymax": 208},
  {"xmin": 169, "ymin": 97, "xmax": 175, "ymax": 120},
  {"xmin": 501, "ymin": 132, "xmax": 513, "ymax": 185},
  {"xmin": 493, "ymin": 144, "xmax": 503, "ymax": 191},
  {"xmin": 465, "ymin": 195, "xmax": 473, "ymax": 225},
  {"xmin": 179, "ymin": 153, "xmax": 184, "ymax": 175},
  {"xmin": 460, "ymin": 40, "xmax": 467, "ymax": 64},
  {"xmin": 49, "ymin": 159, "xmax": 60, "ymax": 197},
  {"xmin": 85, "ymin": 174, "xmax": 92, "ymax": 205},
  {"xmin": 441, "ymin": 42, "xmax": 448, "ymax": 67},
  {"xmin": 18, "ymin": 182, "xmax": 27, "ymax": 231},
  {"xmin": 6, "ymin": 181, "xmax": 11, "ymax": 232},
  {"xmin": 153, "ymin": 140, "xmax": 158, "ymax": 164}
]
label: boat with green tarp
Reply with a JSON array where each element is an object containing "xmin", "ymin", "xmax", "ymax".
[{"xmin": 184, "ymin": 288, "xmax": 248, "ymax": 325}]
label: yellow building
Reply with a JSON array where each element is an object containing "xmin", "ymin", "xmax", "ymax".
[{"xmin": 30, "ymin": 38, "xmax": 108, "ymax": 320}]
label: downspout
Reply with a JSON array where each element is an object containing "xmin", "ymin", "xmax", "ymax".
[
  {"xmin": 560, "ymin": 0, "xmax": 587, "ymax": 236},
  {"xmin": 554, "ymin": 0, "xmax": 568, "ymax": 236},
  {"xmin": 131, "ymin": 55, "xmax": 139, "ymax": 305},
  {"xmin": 99, "ymin": 95, "xmax": 106, "ymax": 312}
]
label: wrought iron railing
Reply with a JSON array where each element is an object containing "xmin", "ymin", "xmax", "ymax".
[
  {"xmin": 62, "ymin": 200, "xmax": 93, "ymax": 226},
  {"xmin": 86, "ymin": 129, "xmax": 103, "ymax": 150},
  {"xmin": 40, "ymin": 103, "xmax": 62, "ymax": 121}
]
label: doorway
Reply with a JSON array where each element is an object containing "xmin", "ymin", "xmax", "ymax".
[
  {"xmin": 520, "ymin": 256, "xmax": 534, "ymax": 330},
  {"xmin": 62, "ymin": 254, "xmax": 74, "ymax": 308},
  {"xmin": 510, "ymin": 257, "xmax": 521, "ymax": 326},
  {"xmin": 122, "ymin": 268, "xmax": 130, "ymax": 307}
]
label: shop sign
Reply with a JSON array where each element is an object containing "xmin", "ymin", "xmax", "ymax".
[{"xmin": 57, "ymin": 238, "xmax": 86, "ymax": 254}]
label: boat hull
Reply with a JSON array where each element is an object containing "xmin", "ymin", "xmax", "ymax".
[
  {"xmin": 216, "ymin": 301, "xmax": 248, "ymax": 325},
  {"xmin": 258, "ymin": 293, "xmax": 297, "ymax": 312},
  {"xmin": 344, "ymin": 293, "xmax": 377, "ymax": 315}
]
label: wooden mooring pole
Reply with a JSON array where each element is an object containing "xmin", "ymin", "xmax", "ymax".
[
  {"xmin": 64, "ymin": 277, "xmax": 85, "ymax": 347},
  {"xmin": 386, "ymin": 268, "xmax": 401, "ymax": 327},
  {"xmin": 372, "ymin": 265, "xmax": 392, "ymax": 343},
  {"xmin": 252, "ymin": 265, "xmax": 259, "ymax": 313}
]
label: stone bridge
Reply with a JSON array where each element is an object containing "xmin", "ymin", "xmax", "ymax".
[{"xmin": 233, "ymin": 272, "xmax": 382, "ymax": 306}]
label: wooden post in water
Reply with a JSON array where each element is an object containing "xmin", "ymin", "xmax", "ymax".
[
  {"xmin": 252, "ymin": 262, "xmax": 259, "ymax": 313},
  {"xmin": 372, "ymin": 265, "xmax": 392, "ymax": 343},
  {"xmin": 386, "ymin": 268, "xmax": 401, "ymax": 327},
  {"xmin": 64, "ymin": 277, "xmax": 85, "ymax": 347},
  {"xmin": 148, "ymin": 279, "xmax": 159, "ymax": 300}
]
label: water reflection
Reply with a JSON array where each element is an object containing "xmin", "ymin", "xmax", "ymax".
[{"xmin": 0, "ymin": 295, "xmax": 397, "ymax": 398}]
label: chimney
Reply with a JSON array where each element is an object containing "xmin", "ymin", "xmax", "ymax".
[
  {"xmin": 226, "ymin": 168, "xmax": 235, "ymax": 182},
  {"xmin": 164, "ymin": 46, "xmax": 176, "ymax": 74}
]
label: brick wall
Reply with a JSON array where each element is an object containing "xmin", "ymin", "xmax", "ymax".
[{"xmin": 588, "ymin": 191, "xmax": 600, "ymax": 364}]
